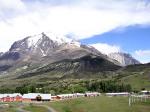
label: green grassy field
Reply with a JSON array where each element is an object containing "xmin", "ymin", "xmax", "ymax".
[
  {"xmin": 121, "ymin": 73, "xmax": 150, "ymax": 90},
  {"xmin": 23, "ymin": 104, "xmax": 48, "ymax": 112},
  {"xmin": 0, "ymin": 102, "xmax": 48, "ymax": 112},
  {"xmin": 0, "ymin": 96, "xmax": 149, "ymax": 112},
  {"xmin": 49, "ymin": 96, "xmax": 150, "ymax": 112},
  {"xmin": 0, "ymin": 102, "xmax": 18, "ymax": 112}
]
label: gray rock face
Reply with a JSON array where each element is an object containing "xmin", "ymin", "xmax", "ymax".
[
  {"xmin": 108, "ymin": 52, "xmax": 140, "ymax": 66},
  {"xmin": 0, "ymin": 52, "xmax": 3, "ymax": 56},
  {"xmin": 9, "ymin": 33, "xmax": 59, "ymax": 57},
  {"xmin": 0, "ymin": 52, "xmax": 19, "ymax": 71}
]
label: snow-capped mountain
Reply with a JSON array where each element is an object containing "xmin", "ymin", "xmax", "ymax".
[
  {"xmin": 10, "ymin": 33, "xmax": 58, "ymax": 57},
  {"xmin": 0, "ymin": 32, "xmax": 140, "ymax": 75},
  {"xmin": 0, "ymin": 32, "xmax": 121, "ymax": 74},
  {"xmin": 9, "ymin": 32, "xmax": 81, "ymax": 57},
  {"xmin": 0, "ymin": 32, "xmax": 83, "ymax": 72},
  {"xmin": 108, "ymin": 52, "xmax": 140, "ymax": 66}
]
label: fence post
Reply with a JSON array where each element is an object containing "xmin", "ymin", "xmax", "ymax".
[{"xmin": 129, "ymin": 95, "xmax": 131, "ymax": 107}]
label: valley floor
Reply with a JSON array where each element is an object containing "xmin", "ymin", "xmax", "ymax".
[{"xmin": 0, "ymin": 96, "xmax": 150, "ymax": 112}]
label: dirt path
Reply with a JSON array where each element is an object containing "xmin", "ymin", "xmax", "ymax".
[
  {"xmin": 15, "ymin": 103, "xmax": 57, "ymax": 112},
  {"xmin": 16, "ymin": 103, "xmax": 31, "ymax": 112},
  {"xmin": 37, "ymin": 105, "xmax": 57, "ymax": 112},
  {"xmin": 16, "ymin": 108, "xmax": 30, "ymax": 112}
]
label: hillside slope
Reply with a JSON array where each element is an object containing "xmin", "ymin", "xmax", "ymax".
[
  {"xmin": 116, "ymin": 63, "xmax": 150, "ymax": 90},
  {"xmin": 17, "ymin": 55, "xmax": 120, "ymax": 79}
]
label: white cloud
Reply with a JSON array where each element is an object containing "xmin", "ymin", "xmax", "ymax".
[
  {"xmin": 91, "ymin": 43, "xmax": 121, "ymax": 55},
  {"xmin": 135, "ymin": 50, "xmax": 150, "ymax": 56},
  {"xmin": 133, "ymin": 50, "xmax": 150, "ymax": 63},
  {"xmin": 0, "ymin": 0, "xmax": 26, "ymax": 19},
  {"xmin": 0, "ymin": 0, "xmax": 25, "ymax": 11},
  {"xmin": 0, "ymin": 0, "xmax": 150, "ymax": 52}
]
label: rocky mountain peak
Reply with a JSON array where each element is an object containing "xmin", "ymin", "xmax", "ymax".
[
  {"xmin": 108, "ymin": 52, "xmax": 140, "ymax": 66},
  {"xmin": 8, "ymin": 32, "xmax": 82, "ymax": 58},
  {"xmin": 10, "ymin": 33, "xmax": 54, "ymax": 51},
  {"xmin": 44, "ymin": 32, "xmax": 72, "ymax": 44}
]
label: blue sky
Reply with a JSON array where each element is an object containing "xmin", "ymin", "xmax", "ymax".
[
  {"xmin": 0, "ymin": 0, "xmax": 150, "ymax": 63},
  {"xmin": 81, "ymin": 25, "xmax": 150, "ymax": 52},
  {"xmin": 81, "ymin": 25, "xmax": 150, "ymax": 63}
]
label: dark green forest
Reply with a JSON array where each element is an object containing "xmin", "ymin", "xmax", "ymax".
[{"xmin": 0, "ymin": 80, "xmax": 131, "ymax": 95}]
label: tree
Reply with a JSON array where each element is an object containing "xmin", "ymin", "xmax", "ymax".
[
  {"xmin": 15, "ymin": 86, "xmax": 28, "ymax": 95},
  {"xmin": 29, "ymin": 85, "xmax": 36, "ymax": 93},
  {"xmin": 73, "ymin": 85, "xmax": 87, "ymax": 93}
]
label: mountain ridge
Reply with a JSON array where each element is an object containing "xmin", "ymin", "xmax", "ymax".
[{"xmin": 0, "ymin": 32, "xmax": 140, "ymax": 76}]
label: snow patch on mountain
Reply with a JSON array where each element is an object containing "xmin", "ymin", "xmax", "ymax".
[
  {"xmin": 27, "ymin": 34, "xmax": 42, "ymax": 48},
  {"xmin": 26, "ymin": 32, "xmax": 81, "ymax": 48},
  {"xmin": 45, "ymin": 32, "xmax": 72, "ymax": 44}
]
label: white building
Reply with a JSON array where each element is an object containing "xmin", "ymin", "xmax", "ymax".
[
  {"xmin": 22, "ymin": 93, "xmax": 51, "ymax": 102},
  {"xmin": 141, "ymin": 90, "xmax": 150, "ymax": 95},
  {"xmin": 57, "ymin": 94, "xmax": 75, "ymax": 100},
  {"xmin": 106, "ymin": 92, "xmax": 130, "ymax": 96},
  {"xmin": 85, "ymin": 92, "xmax": 101, "ymax": 97}
]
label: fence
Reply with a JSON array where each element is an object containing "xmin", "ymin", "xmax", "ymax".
[{"xmin": 129, "ymin": 94, "xmax": 150, "ymax": 106}]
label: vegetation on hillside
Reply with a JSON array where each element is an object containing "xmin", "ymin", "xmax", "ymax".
[
  {"xmin": 0, "ymin": 79, "xmax": 131, "ymax": 94},
  {"xmin": 0, "ymin": 63, "xmax": 149, "ymax": 94}
]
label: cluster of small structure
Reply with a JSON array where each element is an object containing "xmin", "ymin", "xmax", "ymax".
[
  {"xmin": 0, "ymin": 91, "xmax": 149, "ymax": 102},
  {"xmin": 0, "ymin": 92, "xmax": 100, "ymax": 102},
  {"xmin": 0, "ymin": 93, "xmax": 22, "ymax": 102}
]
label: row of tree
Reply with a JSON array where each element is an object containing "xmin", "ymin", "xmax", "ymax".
[
  {"xmin": 0, "ymin": 80, "xmax": 132, "ymax": 95},
  {"xmin": 85, "ymin": 80, "xmax": 132, "ymax": 93}
]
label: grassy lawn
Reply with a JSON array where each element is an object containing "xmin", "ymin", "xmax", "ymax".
[
  {"xmin": 0, "ymin": 96, "xmax": 149, "ymax": 112},
  {"xmin": 0, "ymin": 102, "xmax": 19, "ymax": 112},
  {"xmin": 0, "ymin": 102, "xmax": 48, "ymax": 112},
  {"xmin": 121, "ymin": 73, "xmax": 150, "ymax": 90},
  {"xmin": 23, "ymin": 104, "xmax": 48, "ymax": 112},
  {"xmin": 49, "ymin": 96, "xmax": 150, "ymax": 112}
]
